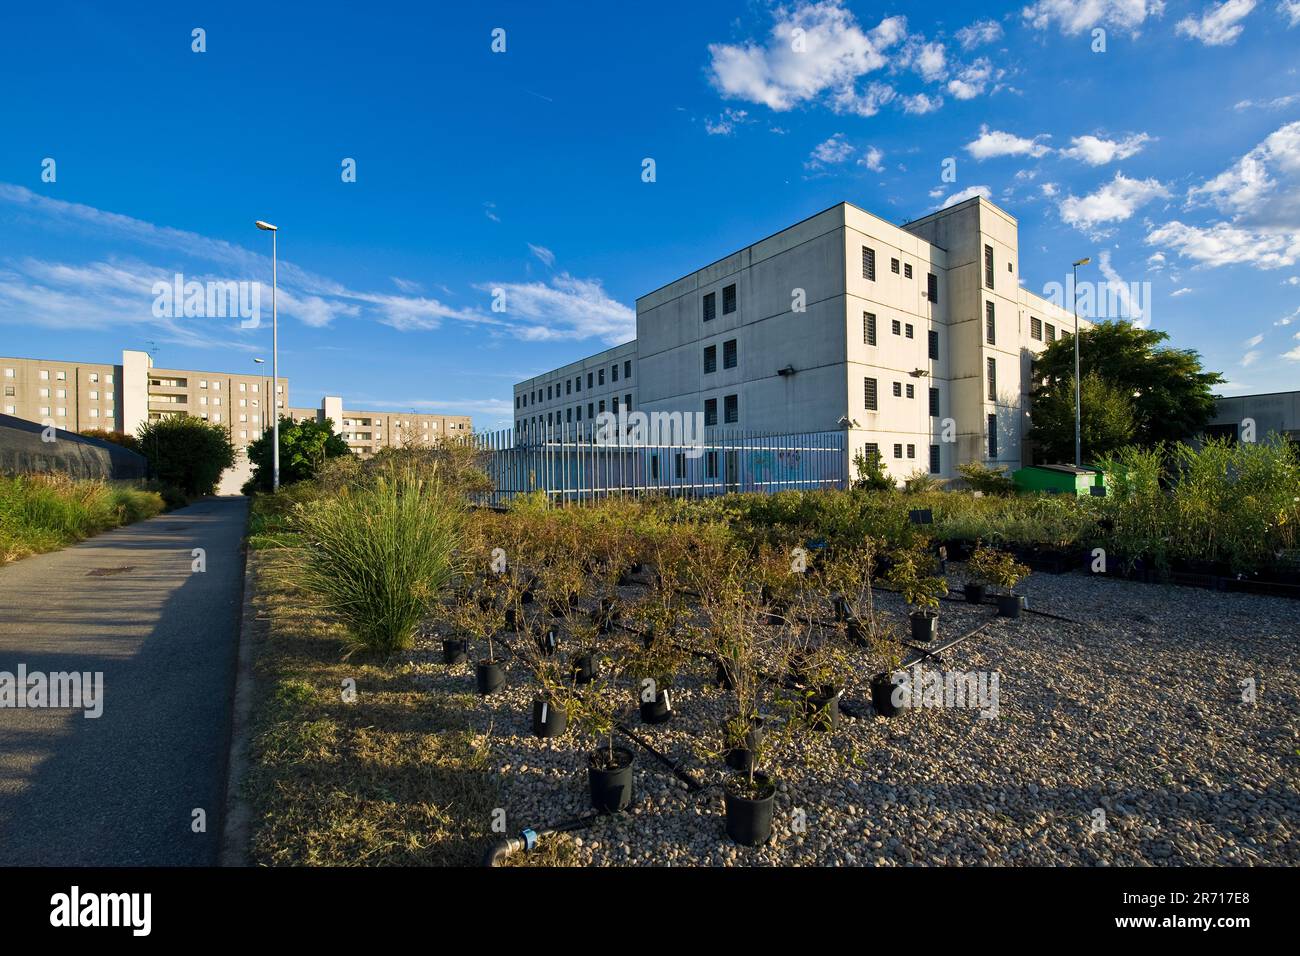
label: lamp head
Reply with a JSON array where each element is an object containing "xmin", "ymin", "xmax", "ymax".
[
  {"xmin": 1073, "ymin": 257, "xmax": 1090, "ymax": 267},
  {"xmin": 255, "ymin": 220, "xmax": 278, "ymax": 232}
]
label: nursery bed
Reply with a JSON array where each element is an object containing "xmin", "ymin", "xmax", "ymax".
[{"xmin": 416, "ymin": 569, "xmax": 1299, "ymax": 867}]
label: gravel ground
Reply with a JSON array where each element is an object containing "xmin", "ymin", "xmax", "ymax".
[{"xmin": 412, "ymin": 568, "xmax": 1299, "ymax": 866}]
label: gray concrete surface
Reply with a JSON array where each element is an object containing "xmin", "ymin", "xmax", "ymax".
[{"xmin": 0, "ymin": 496, "xmax": 248, "ymax": 865}]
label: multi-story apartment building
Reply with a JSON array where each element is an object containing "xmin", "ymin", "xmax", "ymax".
[
  {"xmin": 513, "ymin": 341, "xmax": 638, "ymax": 437},
  {"xmin": 288, "ymin": 402, "xmax": 471, "ymax": 458},
  {"xmin": 513, "ymin": 195, "xmax": 1084, "ymax": 479}
]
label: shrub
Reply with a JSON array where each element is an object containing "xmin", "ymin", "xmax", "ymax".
[
  {"xmin": 956, "ymin": 461, "xmax": 1015, "ymax": 496},
  {"xmin": 0, "ymin": 474, "xmax": 164, "ymax": 564},
  {"xmin": 902, "ymin": 470, "xmax": 939, "ymax": 494},
  {"xmin": 244, "ymin": 416, "xmax": 351, "ymax": 494},
  {"xmin": 287, "ymin": 467, "xmax": 463, "ymax": 655},
  {"xmin": 852, "ymin": 449, "xmax": 895, "ymax": 491},
  {"xmin": 136, "ymin": 415, "xmax": 236, "ymax": 497}
]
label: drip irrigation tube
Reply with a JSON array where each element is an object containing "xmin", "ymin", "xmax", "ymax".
[
  {"xmin": 615, "ymin": 721, "xmax": 706, "ymax": 792},
  {"xmin": 482, "ymin": 813, "xmax": 598, "ymax": 866}
]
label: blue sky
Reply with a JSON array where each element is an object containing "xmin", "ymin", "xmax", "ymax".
[{"xmin": 2, "ymin": 0, "xmax": 1298, "ymax": 429}]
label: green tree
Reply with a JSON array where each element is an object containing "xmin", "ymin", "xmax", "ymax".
[
  {"xmin": 1029, "ymin": 320, "xmax": 1224, "ymax": 450},
  {"xmin": 136, "ymin": 416, "xmax": 236, "ymax": 497},
  {"xmin": 244, "ymin": 416, "xmax": 351, "ymax": 493},
  {"xmin": 1029, "ymin": 371, "xmax": 1137, "ymax": 463}
]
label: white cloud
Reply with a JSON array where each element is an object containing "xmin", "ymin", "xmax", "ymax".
[
  {"xmin": 859, "ymin": 145, "xmax": 885, "ymax": 172},
  {"xmin": 831, "ymin": 81, "xmax": 897, "ymax": 117},
  {"xmin": 806, "ymin": 132, "xmax": 856, "ymax": 169},
  {"xmin": 955, "ymin": 18, "xmax": 1004, "ymax": 48},
  {"xmin": 1187, "ymin": 120, "xmax": 1300, "ymax": 221},
  {"xmin": 1245, "ymin": 333, "xmax": 1265, "ymax": 346},
  {"xmin": 947, "ymin": 58, "xmax": 995, "ymax": 100},
  {"xmin": 706, "ymin": 2, "xmax": 907, "ymax": 112},
  {"xmin": 1059, "ymin": 172, "xmax": 1169, "ymax": 232},
  {"xmin": 1145, "ymin": 220, "xmax": 1300, "ymax": 268},
  {"xmin": 1241, "ymin": 349, "xmax": 1262, "ymax": 366},
  {"xmin": 483, "ymin": 202, "xmax": 500, "ymax": 223},
  {"xmin": 474, "ymin": 274, "xmax": 635, "ymax": 344},
  {"xmin": 527, "ymin": 243, "xmax": 556, "ymax": 268},
  {"xmin": 1148, "ymin": 251, "xmax": 1167, "ymax": 269},
  {"xmin": 1282, "ymin": 1, "xmax": 1300, "ymax": 26},
  {"xmin": 965, "ymin": 124, "xmax": 1052, "ymax": 160},
  {"xmin": 1284, "ymin": 345, "xmax": 1300, "ymax": 360},
  {"xmin": 904, "ymin": 39, "xmax": 948, "ymax": 81},
  {"xmin": 941, "ymin": 185, "xmax": 993, "ymax": 209},
  {"xmin": 901, "ymin": 92, "xmax": 943, "ymax": 114},
  {"xmin": 1041, "ymin": 182, "xmax": 1059, "ymax": 197},
  {"xmin": 1059, "ymin": 132, "xmax": 1152, "ymax": 165},
  {"xmin": 1022, "ymin": 0, "xmax": 1167, "ymax": 35},
  {"xmin": 1176, "ymin": 0, "xmax": 1257, "ymax": 45},
  {"xmin": 390, "ymin": 276, "xmax": 422, "ymax": 294},
  {"xmin": 1233, "ymin": 92, "xmax": 1300, "ymax": 110},
  {"xmin": 1170, "ymin": 286, "xmax": 1193, "ymax": 296},
  {"xmin": 705, "ymin": 108, "xmax": 750, "ymax": 135},
  {"xmin": 1097, "ymin": 249, "xmax": 1148, "ymax": 326}
]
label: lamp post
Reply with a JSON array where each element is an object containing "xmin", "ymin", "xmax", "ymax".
[
  {"xmin": 253, "ymin": 358, "xmax": 266, "ymax": 437},
  {"xmin": 1071, "ymin": 257, "xmax": 1091, "ymax": 468},
  {"xmin": 255, "ymin": 221, "xmax": 279, "ymax": 489}
]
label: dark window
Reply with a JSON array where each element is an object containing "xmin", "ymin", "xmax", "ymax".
[
  {"xmin": 547, "ymin": 385, "xmax": 553, "ymax": 400},
  {"xmin": 929, "ymin": 445, "xmax": 940, "ymax": 475},
  {"xmin": 612, "ymin": 365, "xmax": 619, "ymax": 382},
  {"xmin": 892, "ymin": 319, "xmax": 901, "ymax": 336},
  {"xmin": 904, "ymin": 263, "xmax": 913, "ymax": 279},
  {"xmin": 864, "ymin": 378, "xmax": 878, "ymax": 411},
  {"xmin": 927, "ymin": 272, "xmax": 938, "ymax": 305},
  {"xmin": 984, "ymin": 244, "xmax": 994, "ymax": 289},
  {"xmin": 723, "ymin": 339, "xmax": 737, "ymax": 369},
  {"xmin": 625, "ymin": 393, "xmax": 631, "ymax": 411},
  {"xmin": 987, "ymin": 357, "xmax": 997, "ymax": 401},
  {"xmin": 1046, "ymin": 323, "xmax": 1056, "ymax": 342},
  {"xmin": 929, "ymin": 387, "xmax": 939, "ymax": 417},
  {"xmin": 906, "ymin": 383, "xmax": 915, "ymax": 399},
  {"xmin": 587, "ymin": 372, "xmax": 593, "ymax": 388},
  {"xmin": 576, "ymin": 376, "xmax": 582, "ymax": 392},
  {"xmin": 722, "ymin": 284, "xmax": 737, "ymax": 314},
  {"xmin": 547, "ymin": 412, "xmax": 553, "ymax": 426},
  {"xmin": 724, "ymin": 394, "xmax": 738, "ymax": 424},
  {"xmin": 864, "ymin": 442, "xmax": 880, "ymax": 461},
  {"xmin": 907, "ymin": 444, "xmax": 915, "ymax": 459},
  {"xmin": 599, "ymin": 400, "xmax": 606, "ymax": 413},
  {"xmin": 515, "ymin": 395, "xmax": 520, "ymax": 409},
  {"xmin": 566, "ymin": 407, "xmax": 572, "ymax": 423},
  {"xmin": 891, "ymin": 257, "xmax": 900, "ymax": 274},
  {"xmin": 674, "ymin": 452, "xmax": 686, "ymax": 479},
  {"xmin": 588, "ymin": 402, "xmax": 594, "ymax": 418},
  {"xmin": 1031, "ymin": 316, "xmax": 1042, "ymax": 341},
  {"xmin": 577, "ymin": 406, "xmax": 583, "ymax": 421},
  {"xmin": 703, "ymin": 292, "xmax": 716, "ymax": 322},
  {"xmin": 612, "ymin": 396, "xmax": 619, "ymax": 413},
  {"xmin": 598, "ymin": 369, "xmax": 605, "ymax": 386},
  {"xmin": 905, "ymin": 323, "xmax": 914, "ymax": 339},
  {"xmin": 566, "ymin": 380, "xmax": 572, "ymax": 395},
  {"xmin": 892, "ymin": 381, "xmax": 902, "ymax": 398},
  {"xmin": 893, "ymin": 443, "xmax": 903, "ymax": 460},
  {"xmin": 703, "ymin": 345, "xmax": 717, "ymax": 374},
  {"xmin": 705, "ymin": 451, "xmax": 718, "ymax": 479},
  {"xmin": 864, "ymin": 312, "xmax": 877, "ymax": 346},
  {"xmin": 928, "ymin": 329, "xmax": 939, "ymax": 360},
  {"xmin": 862, "ymin": 247, "xmax": 876, "ymax": 281},
  {"xmin": 987, "ymin": 413, "xmax": 998, "ymax": 458},
  {"xmin": 704, "ymin": 398, "xmax": 718, "ymax": 427},
  {"xmin": 650, "ymin": 455, "xmax": 660, "ymax": 481},
  {"xmin": 986, "ymin": 301, "xmax": 996, "ymax": 345},
  {"xmin": 624, "ymin": 360, "xmax": 632, "ymax": 379}
]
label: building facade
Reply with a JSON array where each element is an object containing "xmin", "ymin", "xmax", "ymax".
[
  {"xmin": 513, "ymin": 196, "xmax": 1085, "ymax": 480},
  {"xmin": 1205, "ymin": 391, "xmax": 1300, "ymax": 444}
]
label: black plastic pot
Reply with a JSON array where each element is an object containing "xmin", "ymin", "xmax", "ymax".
[
  {"xmin": 910, "ymin": 609, "xmax": 938, "ymax": 643},
  {"xmin": 845, "ymin": 617, "xmax": 870, "ymax": 647},
  {"xmin": 764, "ymin": 603, "xmax": 786, "ymax": 626},
  {"xmin": 803, "ymin": 685, "xmax": 840, "ymax": 731},
  {"xmin": 871, "ymin": 672, "xmax": 902, "ymax": 717},
  {"xmin": 504, "ymin": 607, "xmax": 518, "ymax": 630},
  {"xmin": 587, "ymin": 746, "xmax": 634, "ymax": 813},
  {"xmin": 531, "ymin": 696, "xmax": 566, "ymax": 738},
  {"xmin": 441, "ymin": 638, "xmax": 468, "ymax": 665},
  {"xmin": 639, "ymin": 687, "xmax": 673, "ymax": 725},
  {"xmin": 570, "ymin": 652, "xmax": 596, "ymax": 685},
  {"xmin": 964, "ymin": 582, "xmax": 986, "ymax": 605},
  {"xmin": 537, "ymin": 627, "xmax": 559, "ymax": 657},
  {"xmin": 724, "ymin": 772, "xmax": 776, "ymax": 846},
  {"xmin": 832, "ymin": 595, "xmax": 851, "ymax": 622},
  {"xmin": 594, "ymin": 598, "xmax": 619, "ymax": 634},
  {"xmin": 476, "ymin": 659, "xmax": 506, "ymax": 695},
  {"xmin": 724, "ymin": 717, "xmax": 764, "ymax": 772},
  {"xmin": 996, "ymin": 593, "xmax": 1022, "ymax": 618}
]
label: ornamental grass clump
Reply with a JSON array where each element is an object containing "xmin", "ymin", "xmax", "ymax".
[{"xmin": 289, "ymin": 468, "xmax": 463, "ymax": 656}]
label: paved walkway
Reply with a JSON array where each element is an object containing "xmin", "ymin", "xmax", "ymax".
[{"xmin": 0, "ymin": 496, "xmax": 248, "ymax": 865}]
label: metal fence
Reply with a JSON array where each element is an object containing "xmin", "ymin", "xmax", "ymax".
[{"xmin": 471, "ymin": 425, "xmax": 846, "ymax": 506}]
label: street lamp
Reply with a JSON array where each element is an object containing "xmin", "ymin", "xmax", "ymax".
[
  {"xmin": 253, "ymin": 358, "xmax": 266, "ymax": 437},
  {"xmin": 1071, "ymin": 256, "xmax": 1091, "ymax": 468},
  {"xmin": 255, "ymin": 220, "xmax": 279, "ymax": 490}
]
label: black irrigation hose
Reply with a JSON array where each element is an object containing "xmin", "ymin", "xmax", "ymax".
[
  {"xmin": 482, "ymin": 813, "xmax": 599, "ymax": 866},
  {"xmin": 615, "ymin": 721, "xmax": 706, "ymax": 793}
]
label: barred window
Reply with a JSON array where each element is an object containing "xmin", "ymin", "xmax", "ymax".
[
  {"xmin": 1031, "ymin": 316, "xmax": 1043, "ymax": 341},
  {"xmin": 862, "ymin": 246, "xmax": 876, "ymax": 281},
  {"xmin": 864, "ymin": 377, "xmax": 878, "ymax": 411},
  {"xmin": 864, "ymin": 312, "xmax": 877, "ymax": 346},
  {"xmin": 722, "ymin": 284, "xmax": 737, "ymax": 314},
  {"xmin": 703, "ymin": 292, "xmax": 716, "ymax": 322}
]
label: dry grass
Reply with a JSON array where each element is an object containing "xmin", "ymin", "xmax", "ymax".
[{"xmin": 242, "ymin": 551, "xmax": 501, "ymax": 866}]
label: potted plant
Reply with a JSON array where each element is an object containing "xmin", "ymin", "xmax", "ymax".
[
  {"xmin": 628, "ymin": 627, "xmax": 686, "ymax": 725},
  {"xmin": 980, "ymin": 546, "xmax": 1031, "ymax": 618},
  {"xmin": 964, "ymin": 542, "xmax": 997, "ymax": 604},
  {"xmin": 870, "ymin": 649, "xmax": 906, "ymax": 718},
  {"xmin": 527, "ymin": 659, "xmax": 574, "ymax": 739},
  {"xmin": 568, "ymin": 650, "xmax": 636, "ymax": 813},
  {"xmin": 820, "ymin": 540, "xmax": 886, "ymax": 647},
  {"xmin": 887, "ymin": 546, "xmax": 949, "ymax": 643},
  {"xmin": 784, "ymin": 629, "xmax": 852, "ymax": 732},
  {"xmin": 451, "ymin": 598, "xmax": 507, "ymax": 695}
]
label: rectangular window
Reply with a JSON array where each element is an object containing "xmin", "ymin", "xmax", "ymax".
[
  {"xmin": 547, "ymin": 385, "xmax": 553, "ymax": 400},
  {"xmin": 988, "ymin": 413, "xmax": 998, "ymax": 458},
  {"xmin": 575, "ymin": 376, "xmax": 581, "ymax": 392},
  {"xmin": 706, "ymin": 451, "xmax": 719, "ymax": 479},
  {"xmin": 864, "ymin": 378, "xmax": 878, "ymax": 410},
  {"xmin": 90, "ymin": 373, "xmax": 99, "ymax": 383},
  {"xmin": 577, "ymin": 406, "xmax": 583, "ymax": 421},
  {"xmin": 864, "ymin": 312, "xmax": 877, "ymax": 346},
  {"xmin": 723, "ymin": 339, "xmax": 737, "ymax": 369},
  {"xmin": 612, "ymin": 396, "xmax": 619, "ymax": 414},
  {"xmin": 566, "ymin": 380, "xmax": 572, "ymax": 395},
  {"xmin": 984, "ymin": 244, "xmax": 994, "ymax": 289},
  {"xmin": 862, "ymin": 246, "xmax": 876, "ymax": 281},
  {"xmin": 703, "ymin": 291, "xmax": 716, "ymax": 322},
  {"xmin": 892, "ymin": 381, "xmax": 902, "ymax": 397},
  {"xmin": 907, "ymin": 444, "xmax": 915, "ymax": 459},
  {"xmin": 927, "ymin": 272, "xmax": 938, "ymax": 304},
  {"xmin": 588, "ymin": 372, "xmax": 594, "ymax": 388},
  {"xmin": 624, "ymin": 360, "xmax": 632, "ymax": 379},
  {"xmin": 986, "ymin": 301, "xmax": 996, "ymax": 345},
  {"xmin": 566, "ymin": 407, "xmax": 572, "ymax": 423},
  {"xmin": 598, "ymin": 369, "xmax": 605, "ymax": 386},
  {"xmin": 891, "ymin": 319, "xmax": 901, "ymax": 336},
  {"xmin": 987, "ymin": 357, "xmax": 997, "ymax": 401},
  {"xmin": 704, "ymin": 344, "xmax": 717, "ymax": 374},
  {"xmin": 724, "ymin": 394, "xmax": 738, "ymax": 424},
  {"xmin": 1046, "ymin": 323, "xmax": 1057, "ymax": 342},
  {"xmin": 722, "ymin": 283, "xmax": 737, "ymax": 314},
  {"xmin": 893, "ymin": 443, "xmax": 903, "ymax": 460},
  {"xmin": 1031, "ymin": 316, "xmax": 1042, "ymax": 341},
  {"xmin": 612, "ymin": 365, "xmax": 619, "ymax": 382},
  {"xmin": 704, "ymin": 398, "xmax": 718, "ymax": 427},
  {"xmin": 906, "ymin": 383, "xmax": 915, "ymax": 399},
  {"xmin": 674, "ymin": 452, "xmax": 685, "ymax": 479},
  {"xmin": 905, "ymin": 323, "xmax": 914, "ymax": 339},
  {"xmin": 928, "ymin": 329, "xmax": 939, "ymax": 360},
  {"xmin": 904, "ymin": 263, "xmax": 913, "ymax": 279},
  {"xmin": 929, "ymin": 387, "xmax": 939, "ymax": 417},
  {"xmin": 625, "ymin": 393, "xmax": 631, "ymax": 411},
  {"xmin": 588, "ymin": 402, "xmax": 594, "ymax": 418},
  {"xmin": 929, "ymin": 445, "xmax": 940, "ymax": 475},
  {"xmin": 864, "ymin": 442, "xmax": 880, "ymax": 461},
  {"xmin": 891, "ymin": 257, "xmax": 900, "ymax": 274},
  {"xmin": 598, "ymin": 400, "xmax": 606, "ymax": 413}
]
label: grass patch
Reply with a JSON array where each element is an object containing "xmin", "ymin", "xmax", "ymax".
[
  {"xmin": 241, "ymin": 550, "xmax": 501, "ymax": 866},
  {"xmin": 0, "ymin": 474, "xmax": 165, "ymax": 565}
]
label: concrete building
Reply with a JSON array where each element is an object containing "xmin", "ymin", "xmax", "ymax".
[
  {"xmin": 513, "ymin": 341, "xmax": 639, "ymax": 436},
  {"xmin": 1, "ymin": 349, "xmax": 471, "ymax": 490},
  {"xmin": 513, "ymin": 196, "xmax": 1085, "ymax": 480},
  {"xmin": 1205, "ymin": 391, "xmax": 1300, "ymax": 443}
]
